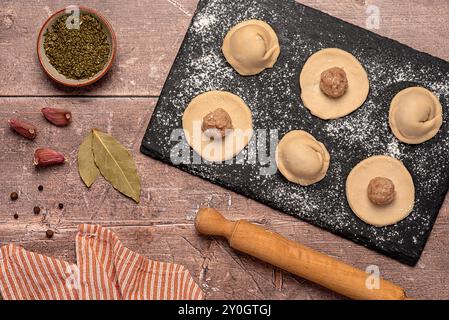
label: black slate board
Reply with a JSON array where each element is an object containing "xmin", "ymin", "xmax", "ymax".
[{"xmin": 141, "ymin": 0, "xmax": 449, "ymax": 265}]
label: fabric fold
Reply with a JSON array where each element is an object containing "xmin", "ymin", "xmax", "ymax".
[{"xmin": 0, "ymin": 225, "xmax": 203, "ymax": 300}]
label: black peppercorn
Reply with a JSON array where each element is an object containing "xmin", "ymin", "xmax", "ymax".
[
  {"xmin": 33, "ymin": 206, "xmax": 41, "ymax": 215},
  {"xmin": 38, "ymin": 185, "xmax": 44, "ymax": 191},
  {"xmin": 46, "ymin": 230, "xmax": 54, "ymax": 239},
  {"xmin": 13, "ymin": 213, "xmax": 19, "ymax": 219},
  {"xmin": 10, "ymin": 192, "xmax": 19, "ymax": 201},
  {"xmin": 58, "ymin": 203, "xmax": 64, "ymax": 209}
]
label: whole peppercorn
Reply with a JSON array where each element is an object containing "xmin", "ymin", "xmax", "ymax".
[
  {"xmin": 33, "ymin": 206, "xmax": 41, "ymax": 215},
  {"xmin": 13, "ymin": 213, "xmax": 19, "ymax": 219},
  {"xmin": 46, "ymin": 230, "xmax": 54, "ymax": 239},
  {"xmin": 58, "ymin": 203, "xmax": 64, "ymax": 209},
  {"xmin": 10, "ymin": 192, "xmax": 19, "ymax": 201},
  {"xmin": 38, "ymin": 185, "xmax": 44, "ymax": 192}
]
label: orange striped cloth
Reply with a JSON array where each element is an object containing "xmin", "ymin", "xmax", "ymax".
[{"xmin": 0, "ymin": 224, "xmax": 203, "ymax": 300}]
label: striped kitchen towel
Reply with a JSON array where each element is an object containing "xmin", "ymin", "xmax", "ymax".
[{"xmin": 0, "ymin": 224, "xmax": 203, "ymax": 300}]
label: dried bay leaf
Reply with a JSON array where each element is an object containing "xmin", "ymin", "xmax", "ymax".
[
  {"xmin": 78, "ymin": 131, "xmax": 100, "ymax": 188},
  {"xmin": 92, "ymin": 129, "xmax": 141, "ymax": 203}
]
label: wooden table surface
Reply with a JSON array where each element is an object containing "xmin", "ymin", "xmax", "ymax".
[{"xmin": 1, "ymin": 0, "xmax": 448, "ymax": 300}]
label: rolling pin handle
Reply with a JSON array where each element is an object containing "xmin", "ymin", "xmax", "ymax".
[{"xmin": 195, "ymin": 207, "xmax": 236, "ymax": 240}]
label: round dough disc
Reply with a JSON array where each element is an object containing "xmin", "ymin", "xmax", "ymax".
[
  {"xmin": 222, "ymin": 19, "xmax": 280, "ymax": 76},
  {"xmin": 346, "ymin": 156, "xmax": 415, "ymax": 227},
  {"xmin": 300, "ymin": 48, "xmax": 370, "ymax": 120},
  {"xmin": 182, "ymin": 91, "xmax": 253, "ymax": 162},
  {"xmin": 389, "ymin": 86, "xmax": 443, "ymax": 144},
  {"xmin": 276, "ymin": 130, "xmax": 330, "ymax": 186}
]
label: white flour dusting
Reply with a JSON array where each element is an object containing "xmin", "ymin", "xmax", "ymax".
[{"xmin": 143, "ymin": 0, "xmax": 449, "ymax": 264}]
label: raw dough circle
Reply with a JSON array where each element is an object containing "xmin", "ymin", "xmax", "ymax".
[
  {"xmin": 389, "ymin": 87, "xmax": 443, "ymax": 144},
  {"xmin": 222, "ymin": 20, "xmax": 280, "ymax": 76},
  {"xmin": 276, "ymin": 130, "xmax": 330, "ymax": 186},
  {"xmin": 299, "ymin": 48, "xmax": 370, "ymax": 120},
  {"xmin": 346, "ymin": 156, "xmax": 415, "ymax": 227},
  {"xmin": 182, "ymin": 91, "xmax": 253, "ymax": 162}
]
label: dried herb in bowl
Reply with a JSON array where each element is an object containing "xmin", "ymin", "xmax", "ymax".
[{"xmin": 44, "ymin": 14, "xmax": 111, "ymax": 80}]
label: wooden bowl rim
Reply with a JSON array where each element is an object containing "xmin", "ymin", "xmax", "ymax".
[{"xmin": 36, "ymin": 6, "xmax": 117, "ymax": 87}]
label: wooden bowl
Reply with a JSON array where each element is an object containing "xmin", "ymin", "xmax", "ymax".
[{"xmin": 37, "ymin": 6, "xmax": 117, "ymax": 87}]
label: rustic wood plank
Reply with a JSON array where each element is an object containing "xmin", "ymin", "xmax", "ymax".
[
  {"xmin": 0, "ymin": 0, "xmax": 448, "ymax": 97},
  {"xmin": 1, "ymin": 0, "xmax": 448, "ymax": 300},
  {"xmin": 1, "ymin": 97, "xmax": 448, "ymax": 300}
]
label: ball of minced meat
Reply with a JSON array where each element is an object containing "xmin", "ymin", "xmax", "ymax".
[
  {"xmin": 201, "ymin": 108, "xmax": 233, "ymax": 139},
  {"xmin": 367, "ymin": 177, "xmax": 396, "ymax": 206},
  {"xmin": 320, "ymin": 67, "xmax": 348, "ymax": 98}
]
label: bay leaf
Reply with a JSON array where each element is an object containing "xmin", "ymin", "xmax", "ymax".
[
  {"xmin": 91, "ymin": 129, "xmax": 141, "ymax": 203},
  {"xmin": 78, "ymin": 131, "xmax": 100, "ymax": 188}
]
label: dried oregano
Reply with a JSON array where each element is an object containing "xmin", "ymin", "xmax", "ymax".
[{"xmin": 44, "ymin": 14, "xmax": 111, "ymax": 80}]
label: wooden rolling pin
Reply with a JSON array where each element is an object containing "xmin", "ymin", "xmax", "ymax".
[{"xmin": 195, "ymin": 208, "xmax": 409, "ymax": 300}]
